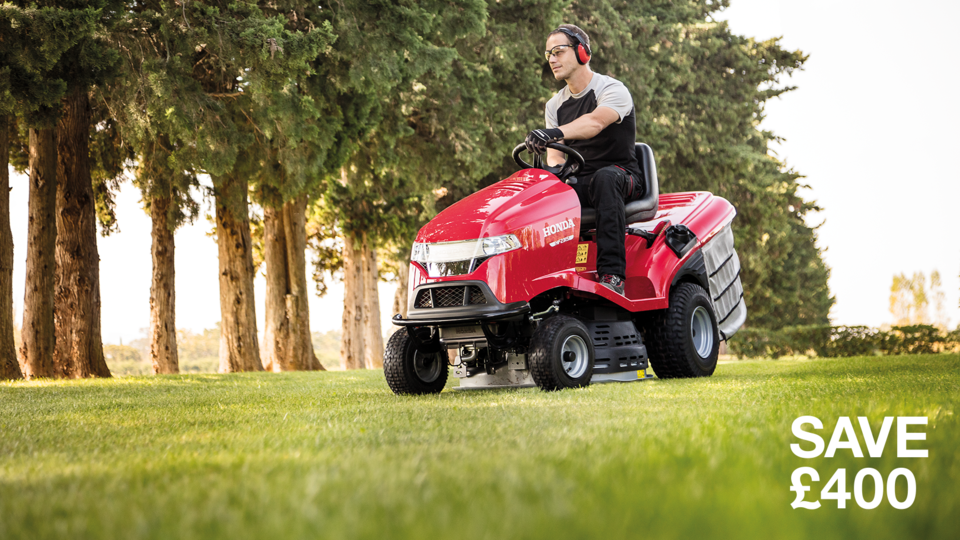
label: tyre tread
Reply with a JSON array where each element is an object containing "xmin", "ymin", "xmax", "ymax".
[
  {"xmin": 384, "ymin": 330, "xmax": 448, "ymax": 395},
  {"xmin": 640, "ymin": 282, "xmax": 718, "ymax": 379},
  {"xmin": 528, "ymin": 315, "xmax": 592, "ymax": 391}
]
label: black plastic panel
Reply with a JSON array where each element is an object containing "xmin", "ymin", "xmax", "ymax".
[{"xmin": 586, "ymin": 319, "xmax": 648, "ymax": 374}]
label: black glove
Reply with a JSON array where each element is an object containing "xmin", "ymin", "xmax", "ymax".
[{"xmin": 524, "ymin": 128, "xmax": 564, "ymax": 154}]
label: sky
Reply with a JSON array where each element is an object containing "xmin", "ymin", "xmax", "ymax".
[
  {"xmin": 7, "ymin": 0, "xmax": 960, "ymax": 344},
  {"xmin": 715, "ymin": 0, "xmax": 960, "ymax": 329}
]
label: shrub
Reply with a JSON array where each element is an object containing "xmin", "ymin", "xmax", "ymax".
[
  {"xmin": 727, "ymin": 327, "xmax": 816, "ymax": 359},
  {"xmin": 947, "ymin": 327, "xmax": 960, "ymax": 353},
  {"xmin": 820, "ymin": 326, "xmax": 881, "ymax": 358},
  {"xmin": 727, "ymin": 324, "xmax": 952, "ymax": 359},
  {"xmin": 880, "ymin": 325, "xmax": 946, "ymax": 355}
]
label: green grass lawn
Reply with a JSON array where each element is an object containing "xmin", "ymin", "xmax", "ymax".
[{"xmin": 1, "ymin": 354, "xmax": 957, "ymax": 540}]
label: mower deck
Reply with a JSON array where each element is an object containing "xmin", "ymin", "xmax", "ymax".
[{"xmin": 453, "ymin": 368, "xmax": 654, "ymax": 390}]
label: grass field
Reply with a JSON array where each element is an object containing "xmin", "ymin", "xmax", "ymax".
[{"xmin": 1, "ymin": 354, "xmax": 957, "ymax": 540}]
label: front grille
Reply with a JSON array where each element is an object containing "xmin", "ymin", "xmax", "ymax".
[
  {"xmin": 413, "ymin": 286, "xmax": 488, "ymax": 309},
  {"xmin": 414, "ymin": 290, "xmax": 433, "ymax": 308},
  {"xmin": 469, "ymin": 287, "xmax": 487, "ymax": 305},
  {"xmin": 434, "ymin": 286, "xmax": 465, "ymax": 307}
]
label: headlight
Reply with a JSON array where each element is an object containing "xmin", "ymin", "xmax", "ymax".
[
  {"xmin": 410, "ymin": 242, "xmax": 426, "ymax": 262},
  {"xmin": 410, "ymin": 234, "xmax": 522, "ymax": 276},
  {"xmin": 480, "ymin": 235, "xmax": 522, "ymax": 256},
  {"xmin": 411, "ymin": 239, "xmax": 481, "ymax": 263}
]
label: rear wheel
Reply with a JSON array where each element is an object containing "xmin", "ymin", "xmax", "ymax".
[
  {"xmin": 384, "ymin": 330, "xmax": 449, "ymax": 395},
  {"xmin": 529, "ymin": 315, "xmax": 595, "ymax": 391},
  {"xmin": 642, "ymin": 282, "xmax": 719, "ymax": 378}
]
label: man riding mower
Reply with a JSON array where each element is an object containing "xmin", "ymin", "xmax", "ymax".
[
  {"xmin": 383, "ymin": 140, "xmax": 746, "ymax": 393},
  {"xmin": 383, "ymin": 24, "xmax": 746, "ymax": 394}
]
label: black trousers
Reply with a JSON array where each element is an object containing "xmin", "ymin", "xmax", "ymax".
[{"xmin": 573, "ymin": 165, "xmax": 641, "ymax": 277}]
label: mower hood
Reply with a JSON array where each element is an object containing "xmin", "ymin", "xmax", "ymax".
[{"xmin": 417, "ymin": 169, "xmax": 579, "ymax": 244}]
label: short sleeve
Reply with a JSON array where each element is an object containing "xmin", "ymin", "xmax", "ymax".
[
  {"xmin": 596, "ymin": 79, "xmax": 634, "ymax": 123},
  {"xmin": 545, "ymin": 93, "xmax": 560, "ymax": 129}
]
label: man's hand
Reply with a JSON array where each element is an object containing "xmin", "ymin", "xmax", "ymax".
[{"xmin": 524, "ymin": 128, "xmax": 564, "ymax": 154}]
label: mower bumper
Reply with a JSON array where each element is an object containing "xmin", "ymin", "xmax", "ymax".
[
  {"xmin": 395, "ymin": 280, "xmax": 530, "ymax": 327},
  {"xmin": 391, "ymin": 306, "xmax": 530, "ymax": 327}
]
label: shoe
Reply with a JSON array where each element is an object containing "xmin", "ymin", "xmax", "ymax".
[{"xmin": 599, "ymin": 274, "xmax": 624, "ymax": 295}]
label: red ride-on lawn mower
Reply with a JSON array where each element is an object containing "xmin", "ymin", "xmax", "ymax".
[{"xmin": 384, "ymin": 142, "xmax": 746, "ymax": 394}]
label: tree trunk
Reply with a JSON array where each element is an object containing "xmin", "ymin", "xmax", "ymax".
[
  {"xmin": 149, "ymin": 193, "xmax": 178, "ymax": 374},
  {"xmin": 387, "ymin": 259, "xmax": 409, "ymax": 342},
  {"xmin": 0, "ymin": 118, "xmax": 22, "ymax": 380},
  {"xmin": 261, "ymin": 204, "xmax": 295, "ymax": 372},
  {"xmin": 20, "ymin": 128, "xmax": 58, "ymax": 379},
  {"xmin": 392, "ymin": 260, "xmax": 409, "ymax": 319},
  {"xmin": 262, "ymin": 196, "xmax": 324, "ymax": 371},
  {"xmin": 215, "ymin": 173, "xmax": 262, "ymax": 372},
  {"xmin": 361, "ymin": 232, "xmax": 383, "ymax": 369},
  {"xmin": 340, "ymin": 233, "xmax": 364, "ymax": 370},
  {"xmin": 283, "ymin": 196, "xmax": 323, "ymax": 371},
  {"xmin": 53, "ymin": 88, "xmax": 110, "ymax": 378}
]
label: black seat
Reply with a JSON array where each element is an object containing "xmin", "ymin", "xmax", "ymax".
[{"xmin": 580, "ymin": 142, "xmax": 660, "ymax": 228}]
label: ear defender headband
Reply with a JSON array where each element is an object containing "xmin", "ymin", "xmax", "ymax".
[{"xmin": 557, "ymin": 27, "xmax": 591, "ymax": 65}]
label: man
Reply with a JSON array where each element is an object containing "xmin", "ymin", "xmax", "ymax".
[{"xmin": 525, "ymin": 24, "xmax": 642, "ymax": 295}]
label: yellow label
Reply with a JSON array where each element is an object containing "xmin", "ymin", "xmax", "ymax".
[
  {"xmin": 638, "ymin": 369, "xmax": 645, "ymax": 379},
  {"xmin": 576, "ymin": 243, "xmax": 589, "ymax": 264}
]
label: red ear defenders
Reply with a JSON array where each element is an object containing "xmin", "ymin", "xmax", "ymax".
[{"xmin": 556, "ymin": 27, "xmax": 591, "ymax": 65}]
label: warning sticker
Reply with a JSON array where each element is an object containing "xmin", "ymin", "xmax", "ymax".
[{"xmin": 576, "ymin": 244, "xmax": 589, "ymax": 264}]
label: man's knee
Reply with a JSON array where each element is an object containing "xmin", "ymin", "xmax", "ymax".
[
  {"xmin": 589, "ymin": 166, "xmax": 625, "ymax": 201},
  {"xmin": 592, "ymin": 165, "xmax": 620, "ymax": 184}
]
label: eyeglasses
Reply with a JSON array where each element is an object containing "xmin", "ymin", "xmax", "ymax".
[{"xmin": 544, "ymin": 44, "xmax": 573, "ymax": 61}]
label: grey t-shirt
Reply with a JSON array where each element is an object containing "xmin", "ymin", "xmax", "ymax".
[{"xmin": 544, "ymin": 73, "xmax": 640, "ymax": 180}]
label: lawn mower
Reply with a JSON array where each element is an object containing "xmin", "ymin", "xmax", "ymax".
[{"xmin": 384, "ymin": 142, "xmax": 746, "ymax": 393}]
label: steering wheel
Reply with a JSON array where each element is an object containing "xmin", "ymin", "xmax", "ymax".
[{"xmin": 512, "ymin": 142, "xmax": 585, "ymax": 182}]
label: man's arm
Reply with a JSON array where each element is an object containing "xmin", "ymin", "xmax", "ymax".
[{"xmin": 546, "ymin": 106, "xmax": 620, "ymax": 166}]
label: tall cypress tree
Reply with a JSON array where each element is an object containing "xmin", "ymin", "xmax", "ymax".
[
  {"xmin": 0, "ymin": 117, "xmax": 18, "ymax": 380},
  {"xmin": 47, "ymin": 0, "xmax": 123, "ymax": 378},
  {"xmin": 106, "ymin": 3, "xmax": 205, "ymax": 374},
  {"xmin": 248, "ymin": 2, "xmax": 340, "ymax": 372},
  {"xmin": 21, "ymin": 123, "xmax": 58, "ymax": 378},
  {"xmin": 1, "ymin": 4, "xmax": 99, "ymax": 379},
  {"xmin": 0, "ymin": 32, "xmax": 23, "ymax": 379},
  {"xmin": 137, "ymin": 137, "xmax": 197, "ymax": 374}
]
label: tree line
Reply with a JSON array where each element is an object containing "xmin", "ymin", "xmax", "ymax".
[
  {"xmin": 729, "ymin": 324, "xmax": 960, "ymax": 359},
  {"xmin": 0, "ymin": 0, "xmax": 831, "ymax": 380},
  {"xmin": 889, "ymin": 270, "xmax": 951, "ymax": 328}
]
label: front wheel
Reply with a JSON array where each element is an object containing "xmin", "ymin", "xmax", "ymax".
[
  {"xmin": 529, "ymin": 315, "xmax": 595, "ymax": 391},
  {"xmin": 384, "ymin": 330, "xmax": 449, "ymax": 395},
  {"xmin": 642, "ymin": 282, "xmax": 719, "ymax": 378}
]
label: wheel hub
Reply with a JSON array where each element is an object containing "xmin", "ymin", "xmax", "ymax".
[
  {"xmin": 413, "ymin": 350, "xmax": 442, "ymax": 383},
  {"xmin": 560, "ymin": 335, "xmax": 589, "ymax": 378},
  {"xmin": 691, "ymin": 306, "xmax": 715, "ymax": 358}
]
